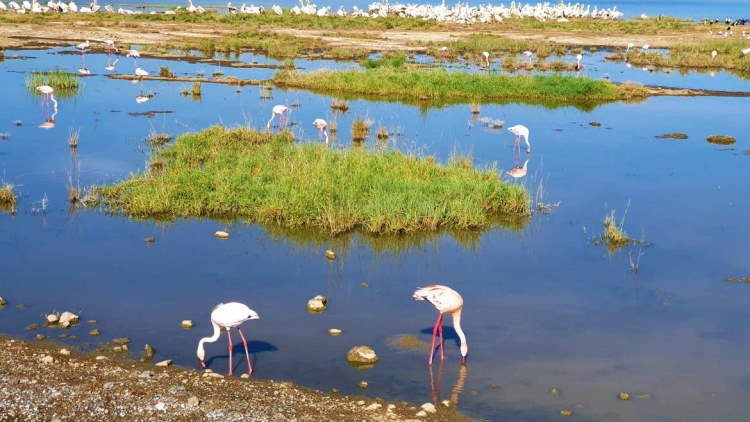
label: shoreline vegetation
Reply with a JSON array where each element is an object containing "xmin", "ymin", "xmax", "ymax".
[
  {"xmin": 101, "ymin": 127, "xmax": 530, "ymax": 235},
  {"xmin": 273, "ymin": 68, "xmax": 649, "ymax": 104},
  {"xmin": 0, "ymin": 336, "xmax": 472, "ymax": 421}
]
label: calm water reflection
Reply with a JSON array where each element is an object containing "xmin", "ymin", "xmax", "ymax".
[{"xmin": 1, "ymin": 47, "xmax": 749, "ymax": 421}]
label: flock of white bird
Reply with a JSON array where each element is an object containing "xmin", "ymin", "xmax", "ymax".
[{"xmin": 0, "ymin": 0, "xmax": 625, "ymax": 23}]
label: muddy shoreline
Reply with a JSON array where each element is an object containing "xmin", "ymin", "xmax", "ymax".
[{"xmin": 0, "ymin": 335, "xmax": 472, "ymax": 421}]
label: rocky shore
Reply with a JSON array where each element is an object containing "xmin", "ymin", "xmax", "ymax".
[{"xmin": 0, "ymin": 336, "xmax": 472, "ymax": 421}]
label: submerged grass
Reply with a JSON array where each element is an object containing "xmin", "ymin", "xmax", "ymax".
[
  {"xmin": 600, "ymin": 209, "xmax": 636, "ymax": 252},
  {"xmin": 101, "ymin": 126, "xmax": 529, "ymax": 235},
  {"xmin": 0, "ymin": 184, "xmax": 17, "ymax": 214},
  {"xmin": 274, "ymin": 68, "xmax": 646, "ymax": 103}
]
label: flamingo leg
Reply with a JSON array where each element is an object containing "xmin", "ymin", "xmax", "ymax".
[
  {"xmin": 438, "ymin": 313, "xmax": 445, "ymax": 361},
  {"xmin": 226, "ymin": 328, "xmax": 234, "ymax": 376},
  {"xmin": 236, "ymin": 327, "xmax": 253, "ymax": 375},
  {"xmin": 428, "ymin": 312, "xmax": 441, "ymax": 365}
]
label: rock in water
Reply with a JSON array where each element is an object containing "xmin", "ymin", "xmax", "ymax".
[
  {"xmin": 89, "ymin": 329, "xmax": 101, "ymax": 336},
  {"xmin": 0, "ymin": 296, "xmax": 6, "ymax": 306},
  {"xmin": 359, "ymin": 380, "xmax": 369, "ymax": 389},
  {"xmin": 328, "ymin": 328, "xmax": 343, "ymax": 336},
  {"xmin": 618, "ymin": 392, "xmax": 631, "ymax": 401},
  {"xmin": 155, "ymin": 360, "xmax": 172, "ymax": 367},
  {"xmin": 214, "ymin": 231, "xmax": 230, "ymax": 239},
  {"xmin": 307, "ymin": 295, "xmax": 328, "ymax": 313},
  {"xmin": 346, "ymin": 345, "xmax": 379, "ymax": 366},
  {"xmin": 181, "ymin": 320, "xmax": 194, "ymax": 329},
  {"xmin": 706, "ymin": 135, "xmax": 736, "ymax": 145},
  {"xmin": 59, "ymin": 311, "xmax": 79, "ymax": 328},
  {"xmin": 325, "ymin": 250, "xmax": 336, "ymax": 260},
  {"xmin": 46, "ymin": 314, "xmax": 59, "ymax": 324},
  {"xmin": 112, "ymin": 337, "xmax": 131, "ymax": 345},
  {"xmin": 144, "ymin": 344, "xmax": 155, "ymax": 360}
]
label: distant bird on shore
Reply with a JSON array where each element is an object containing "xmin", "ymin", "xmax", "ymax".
[
  {"xmin": 523, "ymin": 50, "xmax": 533, "ymax": 64},
  {"xmin": 135, "ymin": 67, "xmax": 149, "ymax": 78},
  {"xmin": 625, "ymin": 42, "xmax": 634, "ymax": 53},
  {"xmin": 267, "ymin": 105, "xmax": 290, "ymax": 130},
  {"xmin": 481, "ymin": 51, "xmax": 490, "ymax": 67},
  {"xmin": 641, "ymin": 44, "xmax": 650, "ymax": 51},
  {"xmin": 743, "ymin": 48, "xmax": 750, "ymax": 56},
  {"xmin": 575, "ymin": 53, "xmax": 583, "ymax": 70},
  {"xmin": 313, "ymin": 118, "xmax": 329, "ymax": 144},
  {"xmin": 197, "ymin": 302, "xmax": 260, "ymax": 376},
  {"xmin": 508, "ymin": 124, "xmax": 531, "ymax": 154},
  {"xmin": 414, "ymin": 285, "xmax": 468, "ymax": 365},
  {"xmin": 711, "ymin": 50, "xmax": 718, "ymax": 60}
]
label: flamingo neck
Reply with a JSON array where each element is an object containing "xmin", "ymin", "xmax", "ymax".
[
  {"xmin": 452, "ymin": 309, "xmax": 467, "ymax": 358},
  {"xmin": 197, "ymin": 320, "xmax": 221, "ymax": 358}
]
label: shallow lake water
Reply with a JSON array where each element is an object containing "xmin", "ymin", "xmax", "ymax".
[{"xmin": 1, "ymin": 47, "xmax": 750, "ymax": 422}]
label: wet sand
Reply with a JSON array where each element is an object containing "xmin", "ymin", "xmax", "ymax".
[{"xmin": 0, "ymin": 336, "xmax": 472, "ymax": 421}]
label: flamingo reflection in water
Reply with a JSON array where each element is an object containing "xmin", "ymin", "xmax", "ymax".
[
  {"xmin": 36, "ymin": 85, "xmax": 58, "ymax": 129},
  {"xmin": 429, "ymin": 360, "xmax": 468, "ymax": 408}
]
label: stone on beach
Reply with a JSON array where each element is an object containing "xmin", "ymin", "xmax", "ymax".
[
  {"xmin": 420, "ymin": 402, "xmax": 436, "ymax": 413},
  {"xmin": 144, "ymin": 344, "xmax": 155, "ymax": 360},
  {"xmin": 155, "ymin": 359, "xmax": 172, "ymax": 367}
]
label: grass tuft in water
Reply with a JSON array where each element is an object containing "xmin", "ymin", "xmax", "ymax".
[
  {"xmin": 25, "ymin": 68, "xmax": 80, "ymax": 98},
  {"xmin": 360, "ymin": 53, "xmax": 406, "ymax": 69},
  {"xmin": 351, "ymin": 119, "xmax": 372, "ymax": 140},
  {"xmin": 100, "ymin": 126, "xmax": 529, "ymax": 235},
  {"xmin": 146, "ymin": 132, "xmax": 173, "ymax": 147},
  {"xmin": 68, "ymin": 128, "xmax": 80, "ymax": 148},
  {"xmin": 159, "ymin": 66, "xmax": 175, "ymax": 77},
  {"xmin": 192, "ymin": 82, "xmax": 202, "ymax": 96},
  {"xmin": 377, "ymin": 127, "xmax": 389, "ymax": 139},
  {"xmin": 0, "ymin": 184, "xmax": 17, "ymax": 214},
  {"xmin": 601, "ymin": 209, "xmax": 636, "ymax": 252}
]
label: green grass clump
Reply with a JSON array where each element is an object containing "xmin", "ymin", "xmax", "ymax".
[
  {"xmin": 601, "ymin": 210, "xmax": 635, "ymax": 252},
  {"xmin": 25, "ymin": 68, "xmax": 80, "ymax": 98},
  {"xmin": 101, "ymin": 126, "xmax": 529, "ymax": 235},
  {"xmin": 192, "ymin": 82, "xmax": 202, "ymax": 96},
  {"xmin": 360, "ymin": 53, "xmax": 406, "ymax": 69},
  {"xmin": 0, "ymin": 184, "xmax": 17, "ymax": 214},
  {"xmin": 351, "ymin": 119, "xmax": 372, "ymax": 140},
  {"xmin": 159, "ymin": 66, "xmax": 175, "ymax": 77},
  {"xmin": 624, "ymin": 40, "xmax": 750, "ymax": 76},
  {"xmin": 274, "ymin": 68, "xmax": 644, "ymax": 104}
]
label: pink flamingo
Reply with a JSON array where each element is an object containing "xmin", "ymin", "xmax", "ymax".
[
  {"xmin": 313, "ymin": 118, "xmax": 329, "ymax": 144},
  {"xmin": 266, "ymin": 105, "xmax": 290, "ymax": 130},
  {"xmin": 104, "ymin": 39, "xmax": 118, "ymax": 70},
  {"xmin": 508, "ymin": 124, "xmax": 531, "ymax": 154},
  {"xmin": 76, "ymin": 40, "xmax": 90, "ymax": 74},
  {"xmin": 35, "ymin": 85, "xmax": 58, "ymax": 129},
  {"xmin": 413, "ymin": 285, "xmax": 468, "ymax": 365},
  {"xmin": 127, "ymin": 49, "xmax": 141, "ymax": 72},
  {"xmin": 481, "ymin": 51, "xmax": 490, "ymax": 68},
  {"xmin": 197, "ymin": 302, "xmax": 260, "ymax": 376}
]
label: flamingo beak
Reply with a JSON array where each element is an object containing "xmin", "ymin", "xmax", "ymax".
[
  {"xmin": 460, "ymin": 356, "xmax": 468, "ymax": 365},
  {"xmin": 198, "ymin": 358, "xmax": 206, "ymax": 369}
]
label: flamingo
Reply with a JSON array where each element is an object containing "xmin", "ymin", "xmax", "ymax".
[
  {"xmin": 35, "ymin": 85, "xmax": 57, "ymax": 129},
  {"xmin": 575, "ymin": 53, "xmax": 583, "ymax": 70},
  {"xmin": 135, "ymin": 67, "xmax": 149, "ymax": 78},
  {"xmin": 711, "ymin": 50, "xmax": 717, "ymax": 60},
  {"xmin": 641, "ymin": 44, "xmax": 650, "ymax": 52},
  {"xmin": 196, "ymin": 302, "xmax": 260, "ymax": 376},
  {"xmin": 127, "ymin": 49, "xmax": 140, "ymax": 70},
  {"xmin": 76, "ymin": 40, "xmax": 90, "ymax": 74},
  {"xmin": 506, "ymin": 159, "xmax": 528, "ymax": 178},
  {"xmin": 414, "ymin": 285, "xmax": 467, "ymax": 365},
  {"xmin": 313, "ymin": 118, "xmax": 329, "ymax": 144},
  {"xmin": 481, "ymin": 51, "xmax": 490, "ymax": 67},
  {"xmin": 523, "ymin": 50, "xmax": 533, "ymax": 65},
  {"xmin": 508, "ymin": 124, "xmax": 531, "ymax": 154},
  {"xmin": 267, "ymin": 105, "xmax": 290, "ymax": 130},
  {"xmin": 625, "ymin": 42, "xmax": 634, "ymax": 53}
]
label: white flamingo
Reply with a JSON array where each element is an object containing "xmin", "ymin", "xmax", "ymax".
[
  {"xmin": 267, "ymin": 105, "xmax": 290, "ymax": 130},
  {"xmin": 313, "ymin": 118, "xmax": 329, "ymax": 144},
  {"xmin": 196, "ymin": 302, "xmax": 260, "ymax": 376},
  {"xmin": 508, "ymin": 124, "xmax": 531, "ymax": 153},
  {"xmin": 413, "ymin": 285, "xmax": 468, "ymax": 365}
]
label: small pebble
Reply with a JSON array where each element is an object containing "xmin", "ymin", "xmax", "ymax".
[
  {"xmin": 57, "ymin": 334, "xmax": 68, "ymax": 339},
  {"xmin": 95, "ymin": 355, "xmax": 107, "ymax": 361},
  {"xmin": 69, "ymin": 335, "xmax": 77, "ymax": 339},
  {"xmin": 420, "ymin": 403, "xmax": 436, "ymax": 413},
  {"xmin": 155, "ymin": 359, "xmax": 172, "ymax": 367},
  {"xmin": 144, "ymin": 237, "xmax": 155, "ymax": 243},
  {"xmin": 181, "ymin": 320, "xmax": 194, "ymax": 329},
  {"xmin": 88, "ymin": 320, "xmax": 97, "ymax": 324},
  {"xmin": 139, "ymin": 370, "xmax": 154, "ymax": 378},
  {"xmin": 154, "ymin": 402, "xmax": 166, "ymax": 411},
  {"xmin": 168, "ymin": 385, "xmax": 186, "ymax": 394},
  {"xmin": 331, "ymin": 388, "xmax": 340, "ymax": 393},
  {"xmin": 360, "ymin": 282, "xmax": 368, "ymax": 287},
  {"xmin": 356, "ymin": 400, "xmax": 365, "ymax": 406},
  {"xmin": 40, "ymin": 355, "xmax": 54, "ymax": 364},
  {"xmin": 550, "ymin": 387, "xmax": 559, "ymax": 396},
  {"xmin": 59, "ymin": 349, "xmax": 71, "ymax": 356},
  {"xmin": 359, "ymin": 380, "xmax": 369, "ymax": 389},
  {"xmin": 240, "ymin": 373, "xmax": 250, "ymax": 379},
  {"xmin": 470, "ymin": 390, "xmax": 479, "ymax": 396},
  {"xmin": 415, "ymin": 410, "xmax": 427, "ymax": 417},
  {"xmin": 325, "ymin": 249, "xmax": 336, "ymax": 260},
  {"xmin": 619, "ymin": 392, "xmax": 631, "ymax": 401},
  {"xmin": 35, "ymin": 334, "xmax": 46, "ymax": 341},
  {"xmin": 490, "ymin": 384, "xmax": 498, "ymax": 390},
  {"xmin": 112, "ymin": 337, "xmax": 131, "ymax": 345},
  {"xmin": 560, "ymin": 410, "xmax": 573, "ymax": 417},
  {"xmin": 589, "ymin": 122, "xmax": 602, "ymax": 127},
  {"xmin": 89, "ymin": 329, "xmax": 101, "ymax": 336},
  {"xmin": 637, "ymin": 393, "xmax": 653, "ymax": 399},
  {"xmin": 364, "ymin": 403, "xmax": 382, "ymax": 411},
  {"xmin": 46, "ymin": 314, "xmax": 59, "ymax": 324},
  {"xmin": 103, "ymin": 382, "xmax": 115, "ymax": 390},
  {"xmin": 187, "ymin": 396, "xmax": 200, "ymax": 406},
  {"xmin": 328, "ymin": 328, "xmax": 343, "ymax": 336},
  {"xmin": 214, "ymin": 230, "xmax": 230, "ymax": 239}
]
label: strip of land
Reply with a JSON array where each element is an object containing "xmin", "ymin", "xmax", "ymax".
[{"xmin": 0, "ymin": 335, "xmax": 471, "ymax": 421}]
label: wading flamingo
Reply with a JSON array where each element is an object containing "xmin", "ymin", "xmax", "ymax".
[
  {"xmin": 76, "ymin": 40, "xmax": 90, "ymax": 74},
  {"xmin": 508, "ymin": 124, "xmax": 531, "ymax": 154},
  {"xmin": 641, "ymin": 44, "xmax": 650, "ymax": 52},
  {"xmin": 35, "ymin": 85, "xmax": 58, "ymax": 129},
  {"xmin": 506, "ymin": 159, "xmax": 529, "ymax": 178},
  {"xmin": 267, "ymin": 105, "xmax": 290, "ymax": 130},
  {"xmin": 197, "ymin": 302, "xmax": 260, "ymax": 376},
  {"xmin": 481, "ymin": 51, "xmax": 490, "ymax": 67},
  {"xmin": 711, "ymin": 50, "xmax": 718, "ymax": 60},
  {"xmin": 575, "ymin": 53, "xmax": 583, "ymax": 70},
  {"xmin": 127, "ymin": 49, "xmax": 140, "ymax": 71},
  {"xmin": 413, "ymin": 285, "xmax": 468, "ymax": 365},
  {"xmin": 313, "ymin": 118, "xmax": 329, "ymax": 144},
  {"xmin": 625, "ymin": 42, "xmax": 634, "ymax": 53},
  {"xmin": 523, "ymin": 50, "xmax": 533, "ymax": 65}
]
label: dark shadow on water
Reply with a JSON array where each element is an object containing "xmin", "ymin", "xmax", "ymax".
[
  {"xmin": 203, "ymin": 339, "xmax": 278, "ymax": 372},
  {"xmin": 420, "ymin": 326, "xmax": 460, "ymax": 349}
]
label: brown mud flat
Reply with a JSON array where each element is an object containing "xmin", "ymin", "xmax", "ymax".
[
  {"xmin": 0, "ymin": 335, "xmax": 472, "ymax": 421},
  {"xmin": 56, "ymin": 49, "xmax": 288, "ymax": 69},
  {"xmin": 0, "ymin": 19, "xmax": 722, "ymax": 53},
  {"xmin": 109, "ymin": 73, "xmax": 264, "ymax": 86}
]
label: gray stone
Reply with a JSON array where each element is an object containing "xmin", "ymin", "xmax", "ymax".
[
  {"xmin": 59, "ymin": 312, "xmax": 79, "ymax": 328},
  {"xmin": 307, "ymin": 295, "xmax": 327, "ymax": 313},
  {"xmin": 346, "ymin": 345, "xmax": 379, "ymax": 365}
]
